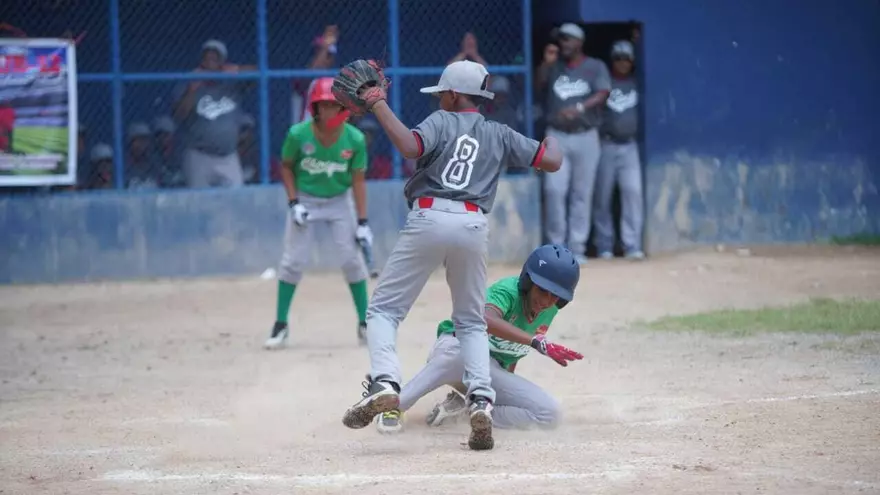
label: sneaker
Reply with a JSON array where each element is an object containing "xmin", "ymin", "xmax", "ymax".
[
  {"xmin": 357, "ymin": 321, "xmax": 367, "ymax": 346},
  {"xmin": 376, "ymin": 409, "xmax": 403, "ymax": 434},
  {"xmin": 425, "ymin": 389, "xmax": 467, "ymax": 427},
  {"xmin": 598, "ymin": 251, "xmax": 614, "ymax": 260},
  {"xmin": 467, "ymin": 396, "xmax": 494, "ymax": 451},
  {"xmin": 342, "ymin": 375, "xmax": 400, "ymax": 430},
  {"xmin": 574, "ymin": 254, "xmax": 589, "ymax": 266},
  {"xmin": 625, "ymin": 250, "xmax": 646, "ymax": 260},
  {"xmin": 264, "ymin": 321, "xmax": 289, "ymax": 349}
]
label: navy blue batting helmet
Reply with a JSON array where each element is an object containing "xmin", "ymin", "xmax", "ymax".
[{"xmin": 518, "ymin": 244, "xmax": 580, "ymax": 309}]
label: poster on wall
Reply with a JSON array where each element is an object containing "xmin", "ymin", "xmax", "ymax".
[{"xmin": 0, "ymin": 38, "xmax": 78, "ymax": 187}]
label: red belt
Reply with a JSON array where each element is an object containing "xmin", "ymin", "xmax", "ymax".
[{"xmin": 417, "ymin": 197, "xmax": 480, "ymax": 213}]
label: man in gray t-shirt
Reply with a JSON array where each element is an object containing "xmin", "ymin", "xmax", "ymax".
[
  {"xmin": 536, "ymin": 23, "xmax": 611, "ymax": 264},
  {"xmin": 172, "ymin": 39, "xmax": 253, "ymax": 188},
  {"xmin": 594, "ymin": 40, "xmax": 645, "ymax": 260}
]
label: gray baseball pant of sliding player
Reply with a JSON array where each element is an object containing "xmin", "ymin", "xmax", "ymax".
[
  {"xmin": 542, "ymin": 127, "xmax": 601, "ymax": 255},
  {"xmin": 398, "ymin": 334, "xmax": 560, "ymax": 429},
  {"xmin": 593, "ymin": 140, "xmax": 644, "ymax": 254},
  {"xmin": 367, "ymin": 198, "xmax": 495, "ymax": 403},
  {"xmin": 277, "ymin": 191, "xmax": 367, "ymax": 285}
]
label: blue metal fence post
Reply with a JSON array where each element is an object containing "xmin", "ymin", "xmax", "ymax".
[
  {"xmin": 110, "ymin": 0, "xmax": 124, "ymax": 189},
  {"xmin": 257, "ymin": 0, "xmax": 271, "ymax": 184},
  {"xmin": 522, "ymin": 0, "xmax": 534, "ymax": 139},
  {"xmin": 388, "ymin": 0, "xmax": 402, "ymax": 179}
]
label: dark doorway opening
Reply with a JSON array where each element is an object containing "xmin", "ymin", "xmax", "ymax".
[{"xmin": 531, "ymin": 19, "xmax": 647, "ymax": 259}]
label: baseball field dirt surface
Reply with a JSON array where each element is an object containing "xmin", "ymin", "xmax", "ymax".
[{"xmin": 1, "ymin": 246, "xmax": 878, "ymax": 494}]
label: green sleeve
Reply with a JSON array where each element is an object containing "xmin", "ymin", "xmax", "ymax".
[
  {"xmin": 485, "ymin": 279, "xmax": 517, "ymax": 317},
  {"xmin": 280, "ymin": 128, "xmax": 299, "ymax": 164},
  {"xmin": 351, "ymin": 132, "xmax": 368, "ymax": 171}
]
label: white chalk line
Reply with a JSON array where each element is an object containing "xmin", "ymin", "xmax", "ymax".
[
  {"xmin": 97, "ymin": 466, "xmax": 880, "ymax": 489},
  {"xmin": 99, "ymin": 470, "xmax": 632, "ymax": 487},
  {"xmin": 739, "ymin": 388, "xmax": 879, "ymax": 403},
  {"xmin": 689, "ymin": 388, "xmax": 880, "ymax": 410},
  {"xmin": 43, "ymin": 447, "xmax": 158, "ymax": 456},
  {"xmin": 122, "ymin": 417, "xmax": 229, "ymax": 426}
]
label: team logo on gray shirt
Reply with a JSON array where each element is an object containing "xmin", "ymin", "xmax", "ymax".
[
  {"xmin": 607, "ymin": 88, "xmax": 638, "ymax": 113},
  {"xmin": 196, "ymin": 95, "xmax": 237, "ymax": 121},
  {"xmin": 552, "ymin": 75, "xmax": 591, "ymax": 101}
]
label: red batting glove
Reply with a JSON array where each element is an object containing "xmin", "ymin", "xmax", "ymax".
[{"xmin": 530, "ymin": 334, "xmax": 584, "ymax": 367}]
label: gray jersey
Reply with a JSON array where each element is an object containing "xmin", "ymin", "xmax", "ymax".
[
  {"xmin": 173, "ymin": 82, "xmax": 243, "ymax": 156},
  {"xmin": 602, "ymin": 77, "xmax": 639, "ymax": 141},
  {"xmin": 404, "ymin": 110, "xmax": 541, "ymax": 213},
  {"xmin": 544, "ymin": 57, "xmax": 611, "ymax": 132}
]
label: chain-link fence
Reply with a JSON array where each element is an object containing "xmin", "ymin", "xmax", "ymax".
[{"xmin": 1, "ymin": 0, "xmax": 532, "ymax": 192}]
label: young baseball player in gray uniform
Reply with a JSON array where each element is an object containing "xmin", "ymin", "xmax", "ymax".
[
  {"xmin": 593, "ymin": 41, "xmax": 645, "ymax": 260},
  {"xmin": 536, "ymin": 23, "xmax": 612, "ymax": 264},
  {"xmin": 333, "ymin": 59, "xmax": 563, "ymax": 451},
  {"xmin": 373, "ymin": 244, "xmax": 583, "ymax": 434}
]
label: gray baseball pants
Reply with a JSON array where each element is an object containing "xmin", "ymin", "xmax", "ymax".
[
  {"xmin": 278, "ymin": 191, "xmax": 367, "ymax": 285},
  {"xmin": 593, "ymin": 140, "xmax": 644, "ymax": 254},
  {"xmin": 183, "ymin": 148, "xmax": 244, "ymax": 188},
  {"xmin": 543, "ymin": 127, "xmax": 601, "ymax": 255},
  {"xmin": 367, "ymin": 197, "xmax": 495, "ymax": 403},
  {"xmin": 399, "ymin": 334, "xmax": 560, "ymax": 429}
]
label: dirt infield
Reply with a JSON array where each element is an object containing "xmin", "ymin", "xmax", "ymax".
[{"xmin": 1, "ymin": 246, "xmax": 879, "ymax": 494}]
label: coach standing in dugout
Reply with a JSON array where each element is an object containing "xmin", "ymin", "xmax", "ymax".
[
  {"xmin": 536, "ymin": 23, "xmax": 610, "ymax": 265},
  {"xmin": 593, "ymin": 40, "xmax": 645, "ymax": 260},
  {"xmin": 172, "ymin": 40, "xmax": 254, "ymax": 188}
]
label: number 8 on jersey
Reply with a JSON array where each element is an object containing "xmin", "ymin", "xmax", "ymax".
[{"xmin": 442, "ymin": 135, "xmax": 480, "ymax": 190}]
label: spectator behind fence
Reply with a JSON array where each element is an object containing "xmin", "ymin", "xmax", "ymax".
[
  {"xmin": 238, "ymin": 113, "xmax": 259, "ymax": 184},
  {"xmin": 448, "ymin": 32, "xmax": 488, "ymax": 67},
  {"xmin": 293, "ymin": 25, "xmax": 342, "ymax": 124},
  {"xmin": 74, "ymin": 122, "xmax": 90, "ymax": 188},
  {"xmin": 152, "ymin": 116, "xmax": 185, "ymax": 188},
  {"xmin": 483, "ymin": 76, "xmax": 522, "ymax": 133},
  {"xmin": 357, "ymin": 117, "xmax": 416, "ymax": 180},
  {"xmin": 536, "ymin": 23, "xmax": 611, "ymax": 264},
  {"xmin": 358, "ymin": 117, "xmax": 391, "ymax": 179},
  {"xmin": 172, "ymin": 39, "xmax": 252, "ymax": 189},
  {"xmin": 85, "ymin": 143, "xmax": 114, "ymax": 190},
  {"xmin": 125, "ymin": 122, "xmax": 160, "ymax": 190},
  {"xmin": 593, "ymin": 41, "xmax": 645, "ymax": 260}
]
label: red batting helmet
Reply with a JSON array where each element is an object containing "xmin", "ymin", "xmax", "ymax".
[
  {"xmin": 309, "ymin": 77, "xmax": 338, "ymax": 106},
  {"xmin": 308, "ymin": 77, "xmax": 348, "ymax": 129}
]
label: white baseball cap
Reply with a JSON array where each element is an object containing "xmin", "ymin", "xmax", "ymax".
[
  {"xmin": 90, "ymin": 143, "xmax": 113, "ymax": 161},
  {"xmin": 127, "ymin": 122, "xmax": 151, "ymax": 140},
  {"xmin": 558, "ymin": 23, "xmax": 585, "ymax": 41},
  {"xmin": 201, "ymin": 39, "xmax": 228, "ymax": 61},
  {"xmin": 152, "ymin": 115, "xmax": 176, "ymax": 134},
  {"xmin": 611, "ymin": 40, "xmax": 635, "ymax": 59},
  {"xmin": 419, "ymin": 61, "xmax": 494, "ymax": 100}
]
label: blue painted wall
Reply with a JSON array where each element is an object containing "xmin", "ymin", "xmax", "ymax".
[
  {"xmin": 573, "ymin": 0, "xmax": 880, "ymax": 249},
  {"xmin": 0, "ymin": 178, "xmax": 540, "ymax": 284}
]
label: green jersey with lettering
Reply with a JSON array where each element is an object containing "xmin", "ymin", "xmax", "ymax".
[
  {"xmin": 436, "ymin": 276, "xmax": 558, "ymax": 368},
  {"xmin": 281, "ymin": 121, "xmax": 367, "ymax": 198}
]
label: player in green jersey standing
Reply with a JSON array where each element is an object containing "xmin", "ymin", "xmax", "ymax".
[
  {"xmin": 265, "ymin": 77, "xmax": 372, "ymax": 349},
  {"xmin": 374, "ymin": 244, "xmax": 584, "ymax": 433}
]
